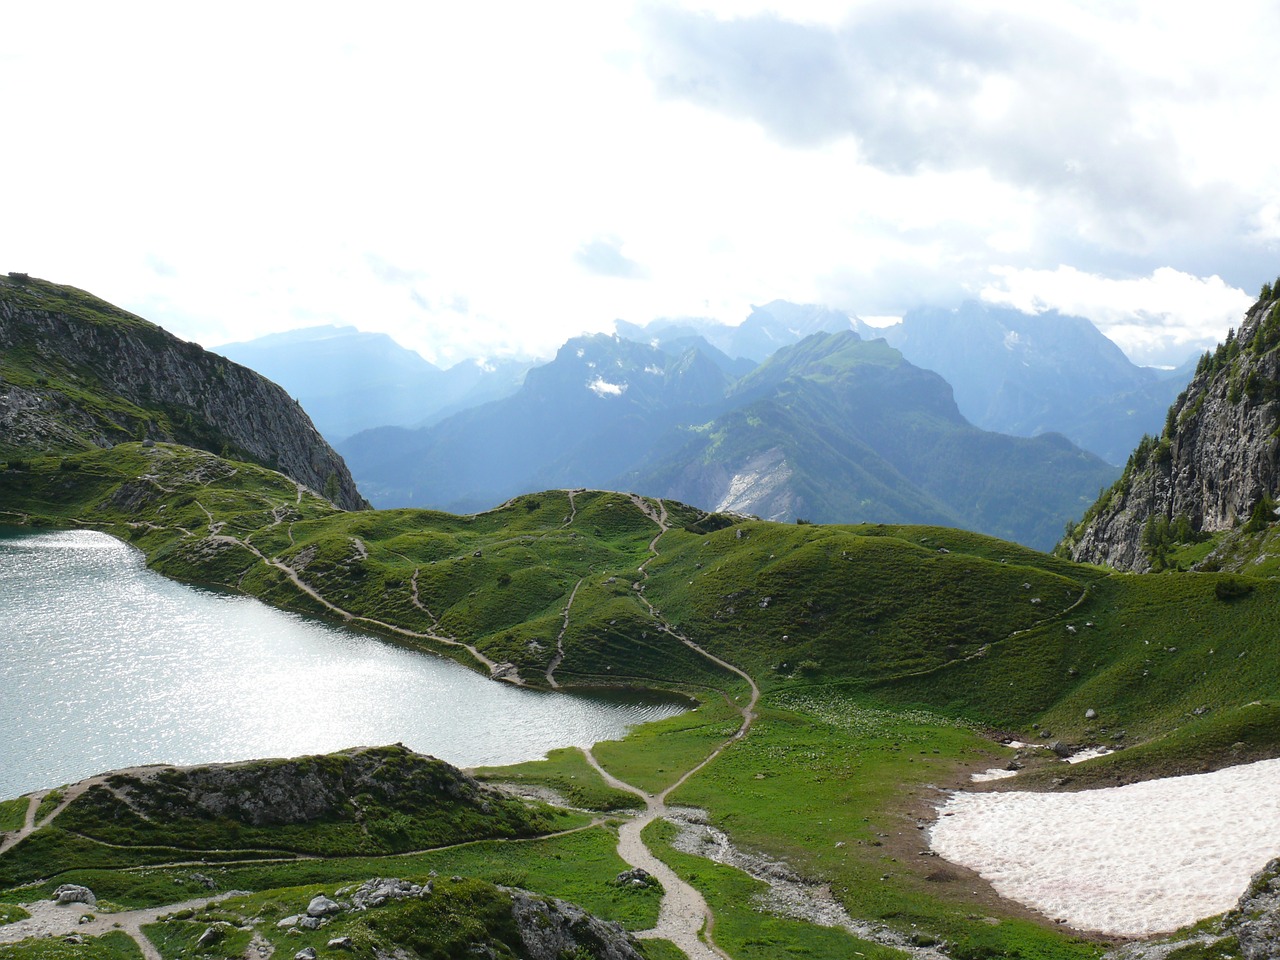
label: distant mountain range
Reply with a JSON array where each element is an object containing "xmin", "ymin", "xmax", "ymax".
[
  {"xmin": 616, "ymin": 300, "xmax": 853, "ymax": 364},
  {"xmin": 339, "ymin": 328, "xmax": 1116, "ymax": 550},
  {"xmin": 209, "ymin": 297, "xmax": 1207, "ymax": 548},
  {"xmin": 859, "ymin": 302, "xmax": 1197, "ymax": 465},
  {"xmin": 629, "ymin": 331, "xmax": 1116, "ymax": 549},
  {"xmin": 338, "ymin": 332, "xmax": 736, "ymax": 514},
  {"xmin": 216, "ymin": 325, "xmax": 532, "ymax": 442}
]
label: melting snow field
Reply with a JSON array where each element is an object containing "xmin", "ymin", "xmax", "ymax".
[{"xmin": 930, "ymin": 757, "xmax": 1280, "ymax": 937}]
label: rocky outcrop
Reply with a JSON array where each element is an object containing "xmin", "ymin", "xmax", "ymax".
[
  {"xmin": 0, "ymin": 273, "xmax": 365, "ymax": 510},
  {"xmin": 1063, "ymin": 294, "xmax": 1280, "ymax": 570},
  {"xmin": 96, "ymin": 745, "xmax": 489, "ymax": 828},
  {"xmin": 507, "ymin": 889, "xmax": 644, "ymax": 960}
]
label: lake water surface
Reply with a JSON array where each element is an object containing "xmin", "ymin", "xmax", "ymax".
[{"xmin": 0, "ymin": 528, "xmax": 686, "ymax": 799}]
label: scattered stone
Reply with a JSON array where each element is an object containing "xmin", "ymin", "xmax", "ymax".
[
  {"xmin": 1049, "ymin": 741, "xmax": 1072, "ymax": 758},
  {"xmin": 1067, "ymin": 625, "xmax": 1077, "ymax": 634},
  {"xmin": 307, "ymin": 895, "xmax": 341, "ymax": 917},
  {"xmin": 53, "ymin": 884, "xmax": 97, "ymax": 907},
  {"xmin": 195, "ymin": 925, "xmax": 227, "ymax": 949},
  {"xmin": 295, "ymin": 948, "xmax": 317, "ymax": 960},
  {"xmin": 340, "ymin": 877, "xmax": 431, "ymax": 910},
  {"xmin": 277, "ymin": 915, "xmax": 301, "ymax": 929},
  {"xmin": 327, "ymin": 937, "xmax": 353, "ymax": 951},
  {"xmin": 1030, "ymin": 597, "xmax": 1042, "ymax": 604},
  {"xmin": 615, "ymin": 868, "xmax": 655, "ymax": 888},
  {"xmin": 1085, "ymin": 708, "xmax": 1098, "ymax": 720},
  {"xmin": 63, "ymin": 935, "xmax": 84, "ymax": 945},
  {"xmin": 188, "ymin": 872, "xmax": 217, "ymax": 890},
  {"xmin": 297, "ymin": 916, "xmax": 322, "ymax": 930}
]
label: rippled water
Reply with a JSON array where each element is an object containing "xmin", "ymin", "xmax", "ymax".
[{"xmin": 0, "ymin": 528, "xmax": 686, "ymax": 798}]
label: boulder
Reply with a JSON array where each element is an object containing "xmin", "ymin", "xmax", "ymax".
[
  {"xmin": 614, "ymin": 868, "xmax": 655, "ymax": 888},
  {"xmin": 295, "ymin": 949, "xmax": 317, "ymax": 960},
  {"xmin": 307, "ymin": 895, "xmax": 341, "ymax": 918},
  {"xmin": 277, "ymin": 915, "xmax": 301, "ymax": 929},
  {"xmin": 196, "ymin": 925, "xmax": 228, "ymax": 949},
  {"xmin": 52, "ymin": 884, "xmax": 96, "ymax": 907},
  {"xmin": 327, "ymin": 937, "xmax": 353, "ymax": 951},
  {"xmin": 297, "ymin": 916, "xmax": 322, "ymax": 931}
]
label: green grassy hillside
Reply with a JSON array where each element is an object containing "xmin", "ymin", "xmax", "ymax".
[{"xmin": 3, "ymin": 443, "xmax": 1278, "ymax": 959}]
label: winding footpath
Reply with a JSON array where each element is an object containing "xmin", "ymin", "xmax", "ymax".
[
  {"xmin": 575, "ymin": 496, "xmax": 761, "ymax": 960},
  {"xmin": 194, "ymin": 504, "xmax": 511, "ymax": 681},
  {"xmin": 544, "ymin": 578, "xmax": 584, "ymax": 689}
]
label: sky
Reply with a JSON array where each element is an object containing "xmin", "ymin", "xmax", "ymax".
[{"xmin": 3, "ymin": 1, "xmax": 1278, "ymax": 367}]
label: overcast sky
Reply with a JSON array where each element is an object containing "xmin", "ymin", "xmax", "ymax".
[{"xmin": 3, "ymin": 1, "xmax": 1278, "ymax": 366}]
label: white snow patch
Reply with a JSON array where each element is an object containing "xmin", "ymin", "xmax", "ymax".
[
  {"xmin": 930, "ymin": 757, "xmax": 1280, "ymax": 936},
  {"xmin": 971, "ymin": 767, "xmax": 1019, "ymax": 782},
  {"xmin": 1066, "ymin": 746, "xmax": 1113, "ymax": 764},
  {"xmin": 587, "ymin": 377, "xmax": 627, "ymax": 398}
]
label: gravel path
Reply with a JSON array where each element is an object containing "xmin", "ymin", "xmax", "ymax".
[{"xmin": 0, "ymin": 893, "xmax": 242, "ymax": 960}]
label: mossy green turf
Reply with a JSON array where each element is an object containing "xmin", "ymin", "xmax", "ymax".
[
  {"xmin": 0, "ymin": 802, "xmax": 26, "ymax": 835},
  {"xmin": 4, "ymin": 442, "xmax": 1280, "ymax": 955},
  {"xmin": 0, "ymin": 932, "xmax": 141, "ymax": 960},
  {"xmin": 656, "ymin": 694, "xmax": 1105, "ymax": 959},
  {"xmin": 474, "ymin": 747, "xmax": 640, "ymax": 812},
  {"xmin": 0, "ymin": 827, "xmax": 655, "ymax": 931}
]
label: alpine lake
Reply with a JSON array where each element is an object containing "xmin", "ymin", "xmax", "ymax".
[{"xmin": 0, "ymin": 527, "xmax": 688, "ymax": 799}]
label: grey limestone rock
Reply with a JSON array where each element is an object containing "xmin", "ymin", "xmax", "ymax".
[
  {"xmin": 1067, "ymin": 294, "xmax": 1280, "ymax": 570},
  {"xmin": 340, "ymin": 877, "xmax": 430, "ymax": 910},
  {"xmin": 52, "ymin": 884, "xmax": 96, "ymax": 907},
  {"xmin": 508, "ymin": 889, "xmax": 644, "ymax": 960},
  {"xmin": 307, "ymin": 895, "xmax": 341, "ymax": 918},
  {"xmin": 1236, "ymin": 857, "xmax": 1280, "ymax": 960}
]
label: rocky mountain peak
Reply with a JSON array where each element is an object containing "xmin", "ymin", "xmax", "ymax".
[
  {"xmin": 1062, "ymin": 291, "xmax": 1280, "ymax": 570},
  {"xmin": 0, "ymin": 273, "xmax": 367, "ymax": 510}
]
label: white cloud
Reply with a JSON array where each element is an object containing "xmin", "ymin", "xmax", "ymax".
[
  {"xmin": 981, "ymin": 266, "xmax": 1256, "ymax": 365},
  {"xmin": 1, "ymin": 2, "xmax": 1279, "ymax": 364}
]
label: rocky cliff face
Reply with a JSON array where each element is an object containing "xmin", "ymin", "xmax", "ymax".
[
  {"xmin": 1063, "ymin": 294, "xmax": 1280, "ymax": 570},
  {"xmin": 0, "ymin": 274, "xmax": 366, "ymax": 510}
]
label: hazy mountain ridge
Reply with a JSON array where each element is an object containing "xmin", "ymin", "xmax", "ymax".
[
  {"xmin": 339, "ymin": 327, "xmax": 1116, "ymax": 549},
  {"xmin": 858, "ymin": 301, "xmax": 1194, "ymax": 465},
  {"xmin": 616, "ymin": 298, "xmax": 853, "ymax": 363},
  {"xmin": 217, "ymin": 324, "xmax": 532, "ymax": 442},
  {"xmin": 0, "ymin": 274, "xmax": 366, "ymax": 510},
  {"xmin": 339, "ymin": 332, "xmax": 735, "ymax": 512},
  {"xmin": 632, "ymin": 331, "xmax": 1117, "ymax": 549}
]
